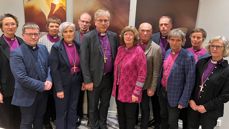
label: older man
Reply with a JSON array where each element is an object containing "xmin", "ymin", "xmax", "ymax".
[
  {"xmin": 158, "ymin": 29, "xmax": 195, "ymax": 129},
  {"xmin": 80, "ymin": 9, "xmax": 119, "ymax": 129},
  {"xmin": 10, "ymin": 23, "xmax": 52, "ymax": 129},
  {"xmin": 138, "ymin": 22, "xmax": 162, "ymax": 129}
]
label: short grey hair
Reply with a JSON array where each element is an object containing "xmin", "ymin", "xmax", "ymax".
[
  {"xmin": 94, "ymin": 9, "xmax": 111, "ymax": 20},
  {"xmin": 22, "ymin": 23, "xmax": 39, "ymax": 34},
  {"xmin": 167, "ymin": 28, "xmax": 186, "ymax": 46},
  {"xmin": 59, "ymin": 22, "xmax": 75, "ymax": 34},
  {"xmin": 206, "ymin": 36, "xmax": 229, "ymax": 57}
]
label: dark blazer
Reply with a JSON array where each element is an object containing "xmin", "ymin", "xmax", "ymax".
[
  {"xmin": 191, "ymin": 56, "xmax": 229, "ymax": 117},
  {"xmin": 80, "ymin": 29, "xmax": 118, "ymax": 87},
  {"xmin": 0, "ymin": 35, "xmax": 23, "ymax": 97},
  {"xmin": 152, "ymin": 32, "xmax": 170, "ymax": 49},
  {"xmin": 49, "ymin": 39, "xmax": 82, "ymax": 92},
  {"xmin": 159, "ymin": 48, "xmax": 196, "ymax": 107},
  {"xmin": 10, "ymin": 43, "xmax": 51, "ymax": 107},
  {"xmin": 74, "ymin": 30, "xmax": 81, "ymax": 46}
]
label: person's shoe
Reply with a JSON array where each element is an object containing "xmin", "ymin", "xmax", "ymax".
[
  {"xmin": 148, "ymin": 119, "xmax": 156, "ymax": 127},
  {"xmin": 44, "ymin": 122, "xmax": 53, "ymax": 129}
]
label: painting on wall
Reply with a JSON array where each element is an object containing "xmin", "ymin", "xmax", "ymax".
[
  {"xmin": 24, "ymin": 0, "xmax": 66, "ymax": 32},
  {"xmin": 73, "ymin": 0, "xmax": 130, "ymax": 34},
  {"xmin": 136, "ymin": 0, "xmax": 199, "ymax": 36}
]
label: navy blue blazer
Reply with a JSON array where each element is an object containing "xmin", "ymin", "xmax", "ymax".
[
  {"xmin": 152, "ymin": 32, "xmax": 170, "ymax": 50},
  {"xmin": 49, "ymin": 39, "xmax": 82, "ymax": 92},
  {"xmin": 160, "ymin": 48, "xmax": 196, "ymax": 107},
  {"xmin": 10, "ymin": 43, "xmax": 51, "ymax": 107},
  {"xmin": 80, "ymin": 29, "xmax": 119, "ymax": 87}
]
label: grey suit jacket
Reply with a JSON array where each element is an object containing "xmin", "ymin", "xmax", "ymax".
[
  {"xmin": 80, "ymin": 29, "xmax": 118, "ymax": 87},
  {"xmin": 10, "ymin": 43, "xmax": 51, "ymax": 107},
  {"xmin": 143, "ymin": 41, "xmax": 162, "ymax": 90}
]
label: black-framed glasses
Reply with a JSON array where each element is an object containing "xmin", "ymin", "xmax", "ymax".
[
  {"xmin": 24, "ymin": 33, "xmax": 40, "ymax": 37},
  {"xmin": 209, "ymin": 45, "xmax": 224, "ymax": 49}
]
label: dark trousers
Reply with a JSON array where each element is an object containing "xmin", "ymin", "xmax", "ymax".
[
  {"xmin": 140, "ymin": 90, "xmax": 150, "ymax": 129},
  {"xmin": 0, "ymin": 96, "xmax": 21, "ymax": 129},
  {"xmin": 43, "ymin": 89, "xmax": 56, "ymax": 124},
  {"xmin": 88, "ymin": 73, "xmax": 113, "ymax": 129},
  {"xmin": 187, "ymin": 108, "xmax": 217, "ymax": 129},
  {"xmin": 20, "ymin": 93, "xmax": 47, "ymax": 129},
  {"xmin": 158, "ymin": 89, "xmax": 180, "ymax": 129},
  {"xmin": 55, "ymin": 79, "xmax": 81, "ymax": 129},
  {"xmin": 116, "ymin": 99, "xmax": 138, "ymax": 129},
  {"xmin": 179, "ymin": 108, "xmax": 188, "ymax": 129},
  {"xmin": 150, "ymin": 90, "xmax": 160, "ymax": 125},
  {"xmin": 77, "ymin": 90, "xmax": 89, "ymax": 119}
]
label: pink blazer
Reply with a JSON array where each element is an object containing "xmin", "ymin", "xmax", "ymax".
[{"xmin": 112, "ymin": 45, "xmax": 147, "ymax": 103}]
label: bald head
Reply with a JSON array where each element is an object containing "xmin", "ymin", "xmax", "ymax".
[
  {"xmin": 139, "ymin": 22, "xmax": 153, "ymax": 44},
  {"xmin": 78, "ymin": 12, "xmax": 92, "ymax": 33}
]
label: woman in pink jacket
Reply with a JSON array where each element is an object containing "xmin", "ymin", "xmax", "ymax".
[{"xmin": 112, "ymin": 26, "xmax": 147, "ymax": 129}]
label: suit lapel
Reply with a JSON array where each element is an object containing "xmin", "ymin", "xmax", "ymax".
[
  {"xmin": 59, "ymin": 41, "xmax": 71, "ymax": 67},
  {"xmin": 107, "ymin": 31, "xmax": 116, "ymax": 59},
  {"xmin": 144, "ymin": 41, "xmax": 152, "ymax": 55},
  {"xmin": 93, "ymin": 30, "xmax": 103, "ymax": 56},
  {"xmin": 0, "ymin": 36, "xmax": 10, "ymax": 59}
]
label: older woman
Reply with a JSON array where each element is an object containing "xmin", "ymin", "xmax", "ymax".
[
  {"xmin": 49, "ymin": 22, "xmax": 82, "ymax": 129},
  {"xmin": 187, "ymin": 28, "xmax": 209, "ymax": 62},
  {"xmin": 188, "ymin": 36, "xmax": 229, "ymax": 129},
  {"xmin": 112, "ymin": 26, "xmax": 147, "ymax": 129},
  {"xmin": 0, "ymin": 13, "xmax": 23, "ymax": 129}
]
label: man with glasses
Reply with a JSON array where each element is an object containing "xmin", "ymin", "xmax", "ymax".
[
  {"xmin": 80, "ymin": 9, "xmax": 119, "ymax": 129},
  {"xmin": 75, "ymin": 12, "xmax": 92, "ymax": 126},
  {"xmin": 10, "ymin": 23, "xmax": 52, "ymax": 129}
]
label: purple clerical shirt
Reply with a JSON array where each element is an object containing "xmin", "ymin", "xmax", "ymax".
[
  {"xmin": 47, "ymin": 34, "xmax": 60, "ymax": 43},
  {"xmin": 3, "ymin": 35, "xmax": 19, "ymax": 51},
  {"xmin": 159, "ymin": 36, "xmax": 169, "ymax": 59},
  {"xmin": 63, "ymin": 42, "xmax": 80, "ymax": 73},
  {"xmin": 99, "ymin": 34, "xmax": 113, "ymax": 74}
]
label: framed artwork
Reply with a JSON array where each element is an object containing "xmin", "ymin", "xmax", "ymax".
[
  {"xmin": 24, "ymin": 0, "xmax": 66, "ymax": 31},
  {"xmin": 73, "ymin": 0, "xmax": 130, "ymax": 34}
]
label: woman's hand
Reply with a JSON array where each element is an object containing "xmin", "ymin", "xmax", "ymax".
[
  {"xmin": 189, "ymin": 100, "xmax": 198, "ymax": 111},
  {"xmin": 132, "ymin": 95, "xmax": 139, "ymax": 102}
]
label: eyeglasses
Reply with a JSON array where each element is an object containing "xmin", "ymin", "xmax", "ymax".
[
  {"xmin": 24, "ymin": 33, "xmax": 40, "ymax": 37},
  {"xmin": 209, "ymin": 45, "xmax": 224, "ymax": 49},
  {"xmin": 96, "ymin": 19, "xmax": 109, "ymax": 23}
]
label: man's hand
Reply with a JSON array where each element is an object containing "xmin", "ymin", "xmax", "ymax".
[
  {"xmin": 57, "ymin": 91, "xmax": 64, "ymax": 99},
  {"xmin": 147, "ymin": 88, "xmax": 155, "ymax": 97},
  {"xmin": 84, "ymin": 82, "xmax": 93, "ymax": 91},
  {"xmin": 178, "ymin": 104, "xmax": 184, "ymax": 109},
  {"xmin": 44, "ymin": 80, "xmax": 52, "ymax": 91},
  {"xmin": 0, "ymin": 92, "xmax": 3, "ymax": 103}
]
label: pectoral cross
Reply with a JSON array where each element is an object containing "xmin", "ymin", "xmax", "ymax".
[
  {"xmin": 199, "ymin": 84, "xmax": 204, "ymax": 92},
  {"xmin": 72, "ymin": 65, "xmax": 78, "ymax": 72},
  {"xmin": 104, "ymin": 56, "xmax": 108, "ymax": 63}
]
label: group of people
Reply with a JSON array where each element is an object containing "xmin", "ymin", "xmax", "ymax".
[{"xmin": 0, "ymin": 8, "xmax": 229, "ymax": 129}]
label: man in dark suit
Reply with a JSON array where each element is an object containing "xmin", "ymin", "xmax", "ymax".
[
  {"xmin": 10, "ymin": 23, "xmax": 52, "ymax": 129},
  {"xmin": 74, "ymin": 12, "xmax": 92, "ymax": 124},
  {"xmin": 80, "ymin": 9, "xmax": 119, "ymax": 129},
  {"xmin": 149, "ymin": 15, "xmax": 173, "ymax": 128},
  {"xmin": 0, "ymin": 13, "xmax": 23, "ymax": 129}
]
